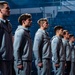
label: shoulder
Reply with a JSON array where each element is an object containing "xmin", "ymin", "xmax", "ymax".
[
  {"xmin": 15, "ymin": 29, "xmax": 25, "ymax": 36},
  {"xmin": 52, "ymin": 36, "xmax": 59, "ymax": 42},
  {"xmin": 62, "ymin": 39, "xmax": 67, "ymax": 44},
  {"xmin": 35, "ymin": 29, "xmax": 43, "ymax": 37}
]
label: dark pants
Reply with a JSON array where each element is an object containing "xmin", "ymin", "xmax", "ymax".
[
  {"xmin": 12, "ymin": 62, "xmax": 16, "ymax": 75},
  {"xmin": 65, "ymin": 61, "xmax": 71, "ymax": 75},
  {"xmin": 0, "ymin": 60, "xmax": 13, "ymax": 75}
]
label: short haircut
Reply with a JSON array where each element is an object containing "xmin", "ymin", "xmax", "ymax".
[
  {"xmin": 18, "ymin": 13, "xmax": 32, "ymax": 25},
  {"xmin": 0, "ymin": 1, "xmax": 8, "ymax": 8},
  {"xmin": 63, "ymin": 30, "xmax": 68, "ymax": 35},
  {"xmin": 37, "ymin": 18, "xmax": 48, "ymax": 26},
  {"xmin": 69, "ymin": 34, "xmax": 74, "ymax": 39},
  {"xmin": 54, "ymin": 25, "xmax": 63, "ymax": 33}
]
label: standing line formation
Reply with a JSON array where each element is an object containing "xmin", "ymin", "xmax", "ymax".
[{"xmin": 0, "ymin": 1, "xmax": 75, "ymax": 75}]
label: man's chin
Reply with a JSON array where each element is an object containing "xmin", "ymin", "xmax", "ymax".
[
  {"xmin": 5, "ymin": 14, "xmax": 10, "ymax": 17},
  {"xmin": 26, "ymin": 25, "xmax": 31, "ymax": 28},
  {"xmin": 6, "ymin": 15, "xmax": 10, "ymax": 17}
]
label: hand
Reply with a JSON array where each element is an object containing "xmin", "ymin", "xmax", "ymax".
[
  {"xmin": 55, "ymin": 63, "xmax": 59, "ymax": 67},
  {"xmin": 17, "ymin": 65, "xmax": 23, "ymax": 69},
  {"xmin": 65, "ymin": 63, "xmax": 67, "ymax": 67},
  {"xmin": 38, "ymin": 62, "xmax": 43, "ymax": 67}
]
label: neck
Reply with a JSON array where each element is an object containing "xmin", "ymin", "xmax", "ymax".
[
  {"xmin": 56, "ymin": 33, "xmax": 60, "ymax": 37},
  {"xmin": 0, "ymin": 14, "xmax": 7, "ymax": 20},
  {"xmin": 22, "ymin": 24, "xmax": 28, "ymax": 28},
  {"xmin": 64, "ymin": 37, "xmax": 68, "ymax": 40},
  {"xmin": 69, "ymin": 40, "xmax": 73, "ymax": 43},
  {"xmin": 40, "ymin": 27, "xmax": 46, "ymax": 30}
]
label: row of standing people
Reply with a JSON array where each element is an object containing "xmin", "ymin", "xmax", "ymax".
[
  {"xmin": 51, "ymin": 27, "xmax": 75, "ymax": 75},
  {"xmin": 33, "ymin": 20, "xmax": 75, "ymax": 75},
  {"xmin": 0, "ymin": 1, "xmax": 75, "ymax": 75}
]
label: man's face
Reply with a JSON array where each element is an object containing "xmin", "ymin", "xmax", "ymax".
[
  {"xmin": 0, "ymin": 4, "xmax": 10, "ymax": 18},
  {"xmin": 59, "ymin": 28, "xmax": 63, "ymax": 36},
  {"xmin": 65, "ymin": 32, "xmax": 69, "ymax": 39},
  {"xmin": 42, "ymin": 21, "xmax": 49, "ymax": 29},
  {"xmin": 24, "ymin": 18, "xmax": 32, "ymax": 27}
]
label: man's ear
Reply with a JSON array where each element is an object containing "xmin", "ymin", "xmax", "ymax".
[{"xmin": 22, "ymin": 20, "xmax": 25, "ymax": 24}]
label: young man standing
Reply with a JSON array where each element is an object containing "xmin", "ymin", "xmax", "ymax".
[
  {"xmin": 33, "ymin": 18, "xmax": 51, "ymax": 75},
  {"xmin": 69, "ymin": 34, "xmax": 75, "ymax": 75},
  {"xmin": 0, "ymin": 1, "xmax": 13, "ymax": 75},
  {"xmin": 13, "ymin": 13, "xmax": 32, "ymax": 75},
  {"xmin": 51, "ymin": 26, "xmax": 65, "ymax": 75},
  {"xmin": 62, "ymin": 30, "xmax": 71, "ymax": 75}
]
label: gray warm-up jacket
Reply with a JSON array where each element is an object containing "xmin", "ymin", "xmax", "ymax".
[
  {"xmin": 0, "ymin": 19, "xmax": 13, "ymax": 61},
  {"xmin": 13, "ymin": 25, "xmax": 32, "ymax": 65},
  {"xmin": 33, "ymin": 28, "xmax": 51, "ymax": 63},
  {"xmin": 62, "ymin": 39, "xmax": 71, "ymax": 61},
  {"xmin": 51, "ymin": 36, "xmax": 65, "ymax": 64},
  {"xmin": 69, "ymin": 42, "xmax": 75, "ymax": 62}
]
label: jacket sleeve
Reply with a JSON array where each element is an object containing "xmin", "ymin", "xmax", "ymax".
[
  {"xmin": 13, "ymin": 29, "xmax": 24, "ymax": 66},
  {"xmin": 51, "ymin": 38, "xmax": 59, "ymax": 64},
  {"xmin": 33, "ymin": 32, "xmax": 43, "ymax": 63}
]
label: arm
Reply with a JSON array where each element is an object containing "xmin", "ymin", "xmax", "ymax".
[
  {"xmin": 33, "ymin": 32, "xmax": 43, "ymax": 64},
  {"xmin": 51, "ymin": 38, "xmax": 59, "ymax": 65},
  {"xmin": 13, "ymin": 29, "xmax": 24, "ymax": 67}
]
